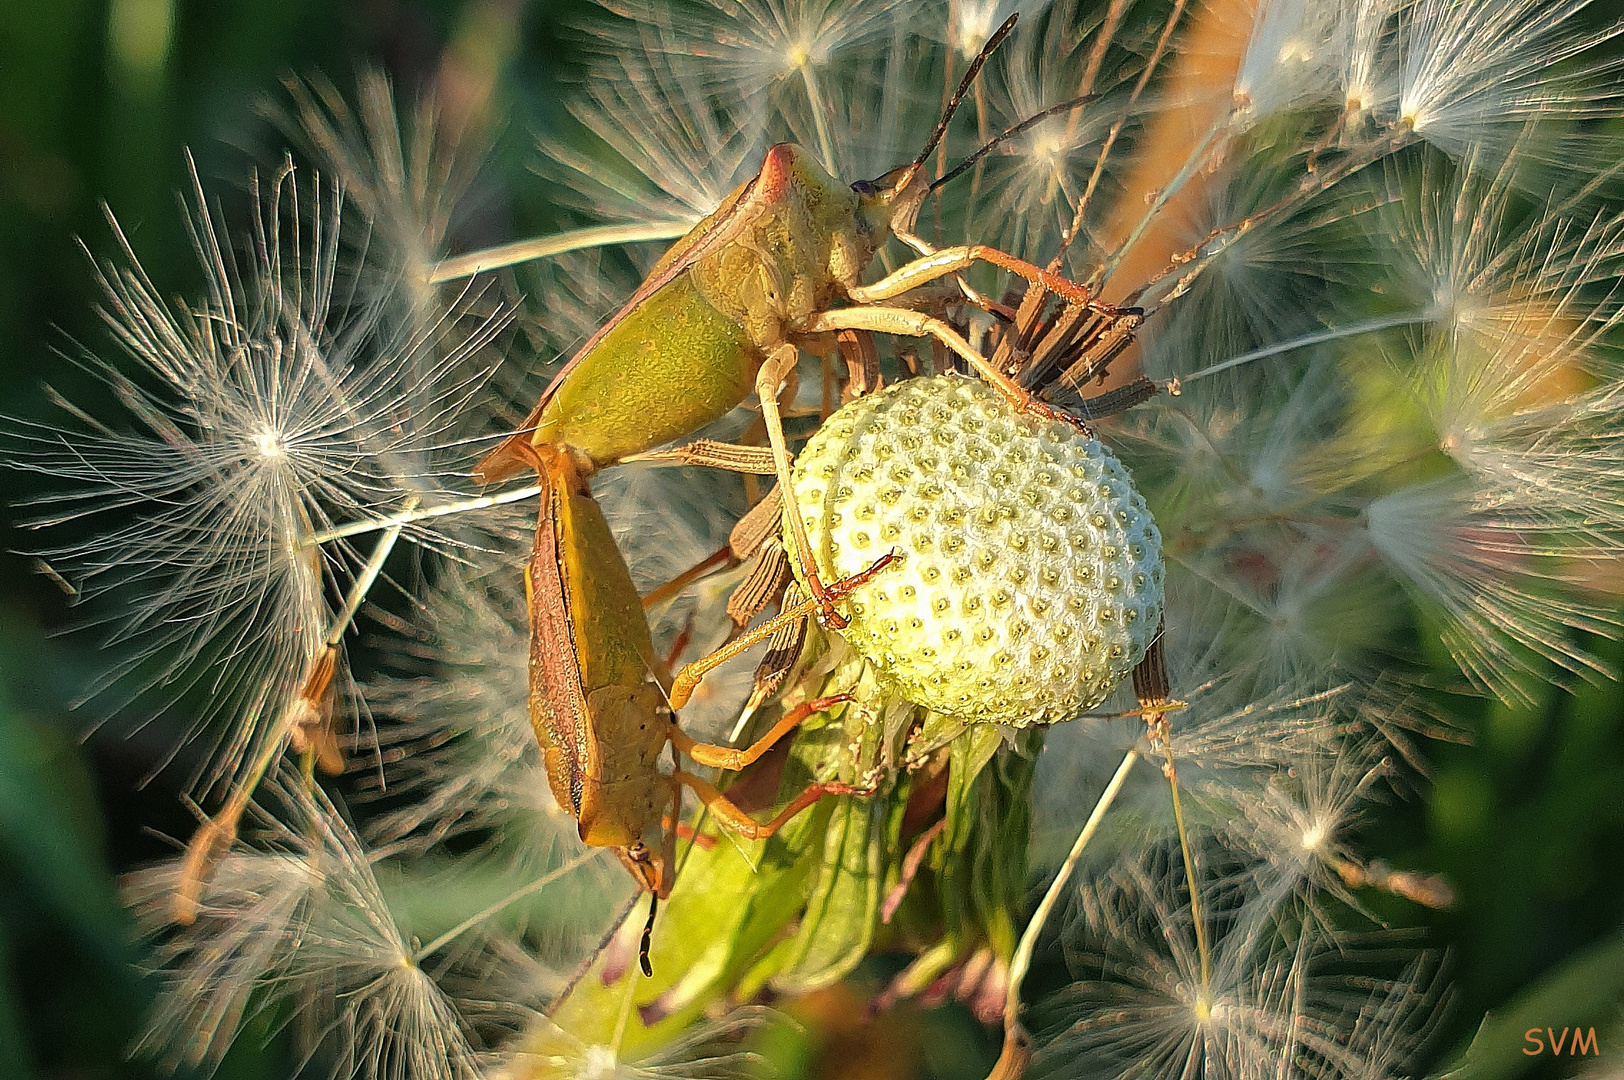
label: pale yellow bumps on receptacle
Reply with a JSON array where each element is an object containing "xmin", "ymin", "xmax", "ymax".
[{"xmin": 789, "ymin": 375, "xmax": 1164, "ymax": 726}]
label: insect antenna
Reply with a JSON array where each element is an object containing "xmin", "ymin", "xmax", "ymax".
[
  {"xmin": 897, "ymin": 13, "xmax": 1021, "ymax": 183},
  {"xmin": 639, "ymin": 893, "xmax": 659, "ymax": 977},
  {"xmin": 931, "ymin": 94, "xmax": 1101, "ymax": 192}
]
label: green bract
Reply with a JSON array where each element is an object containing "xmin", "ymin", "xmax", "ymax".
[{"xmin": 789, "ymin": 375, "xmax": 1165, "ymax": 726}]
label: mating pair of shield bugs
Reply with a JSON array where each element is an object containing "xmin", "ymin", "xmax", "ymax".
[{"xmin": 483, "ymin": 15, "xmax": 1164, "ymax": 972}]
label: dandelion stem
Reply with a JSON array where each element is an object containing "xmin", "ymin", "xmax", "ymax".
[
  {"xmin": 798, "ymin": 63, "xmax": 838, "ymax": 174},
  {"xmin": 327, "ymin": 495, "xmax": 416, "ymax": 647},
  {"xmin": 254, "ymin": 507, "xmax": 411, "ymax": 792},
  {"xmin": 1161, "ymin": 736, "xmax": 1211, "ymax": 992},
  {"xmin": 426, "ymin": 222, "xmax": 695, "ymax": 283},
  {"xmin": 172, "ymin": 508, "xmax": 415, "ymax": 923},
  {"xmin": 1063, "ymin": 0, "xmax": 1190, "ymax": 258},
  {"xmin": 411, "ymin": 850, "xmax": 604, "ymax": 962},
  {"xmin": 1178, "ymin": 312, "xmax": 1428, "ymax": 384},
  {"xmin": 994, "ymin": 748, "xmax": 1139, "ymax": 1079},
  {"xmin": 301, "ymin": 484, "xmax": 543, "ymax": 546}
]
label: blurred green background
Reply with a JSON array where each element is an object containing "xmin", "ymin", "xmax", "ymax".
[{"xmin": 0, "ymin": 1, "xmax": 1621, "ymax": 1077}]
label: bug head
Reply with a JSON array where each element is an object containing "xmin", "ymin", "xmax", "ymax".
[
  {"xmin": 853, "ymin": 12, "xmax": 1020, "ymax": 240},
  {"xmin": 617, "ymin": 840, "xmax": 664, "ymax": 895}
]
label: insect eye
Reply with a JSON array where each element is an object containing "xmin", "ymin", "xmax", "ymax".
[{"xmin": 851, "ymin": 179, "xmax": 877, "ymax": 196}]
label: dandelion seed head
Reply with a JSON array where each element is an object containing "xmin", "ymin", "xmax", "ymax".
[
  {"xmin": 958, "ymin": 8, "xmax": 1121, "ymax": 259},
  {"xmin": 1331, "ymin": 0, "xmax": 1397, "ymax": 117},
  {"xmin": 1380, "ymin": 148, "xmax": 1624, "ymax": 367},
  {"xmin": 1364, "ymin": 477, "xmax": 1619, "ymax": 702},
  {"xmin": 5, "ymin": 160, "xmax": 504, "ymax": 793},
  {"xmin": 597, "ymin": 0, "xmax": 910, "ymax": 126},
  {"xmin": 1031, "ymin": 850, "xmax": 1305, "ymax": 1080},
  {"xmin": 1033, "ymin": 847, "xmax": 1442, "ymax": 1080},
  {"xmin": 1394, "ymin": 0, "xmax": 1624, "ymax": 163},
  {"xmin": 550, "ymin": 43, "xmax": 767, "ymax": 228},
  {"xmin": 950, "ymin": 1, "xmax": 1004, "ymax": 60},
  {"xmin": 1343, "ymin": 160, "xmax": 1624, "ymax": 702},
  {"xmin": 948, "ymin": 0, "xmax": 1047, "ymax": 62},
  {"xmin": 251, "ymin": 421, "xmax": 286, "ymax": 460},
  {"xmin": 276, "ymin": 69, "xmax": 490, "ymax": 305},
  {"xmin": 129, "ymin": 777, "xmax": 482, "ymax": 1080},
  {"xmin": 1032, "ymin": 672, "xmax": 1347, "ymax": 867},
  {"xmin": 1216, "ymin": 740, "xmax": 1397, "ymax": 919},
  {"xmin": 1232, "ymin": 0, "xmax": 1341, "ymax": 122}
]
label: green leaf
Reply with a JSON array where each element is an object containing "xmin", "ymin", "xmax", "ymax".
[{"xmin": 1429, "ymin": 927, "xmax": 1624, "ymax": 1080}]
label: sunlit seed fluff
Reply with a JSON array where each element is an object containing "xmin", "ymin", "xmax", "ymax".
[
  {"xmin": 126, "ymin": 777, "xmax": 482, "ymax": 1080},
  {"xmin": 789, "ymin": 375, "xmax": 1163, "ymax": 726}
]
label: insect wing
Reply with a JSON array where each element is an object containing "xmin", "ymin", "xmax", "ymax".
[
  {"xmin": 475, "ymin": 173, "xmax": 772, "ymax": 482},
  {"xmin": 525, "ymin": 461, "xmax": 596, "ymax": 821}
]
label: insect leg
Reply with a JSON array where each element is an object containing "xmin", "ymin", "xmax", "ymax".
[
  {"xmin": 657, "ymin": 815, "xmax": 717, "ymax": 848},
  {"xmin": 837, "ymin": 328, "xmax": 881, "ymax": 402},
  {"xmin": 671, "ymin": 694, "xmax": 854, "ymax": 771},
  {"xmin": 670, "ymin": 769, "xmax": 875, "ymax": 841},
  {"xmin": 667, "ymin": 550, "xmax": 897, "ymax": 708},
  {"xmin": 623, "ymin": 440, "xmax": 776, "ymax": 473},
  {"xmin": 638, "ymin": 543, "xmax": 735, "ymax": 613},
  {"xmin": 742, "ymin": 585, "xmax": 807, "ymax": 711},
  {"xmin": 845, "ymin": 244, "xmax": 1110, "ymax": 313},
  {"xmin": 806, "ymin": 307, "xmax": 1078, "ymax": 425},
  {"xmin": 757, "ymin": 341, "xmax": 844, "ymax": 626}
]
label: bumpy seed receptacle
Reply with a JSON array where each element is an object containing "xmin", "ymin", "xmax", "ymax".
[{"xmin": 789, "ymin": 375, "xmax": 1164, "ymax": 726}]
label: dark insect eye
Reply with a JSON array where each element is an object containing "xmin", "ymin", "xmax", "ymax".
[{"xmin": 851, "ymin": 179, "xmax": 877, "ymax": 195}]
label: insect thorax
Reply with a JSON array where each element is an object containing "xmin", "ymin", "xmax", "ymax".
[{"xmin": 689, "ymin": 144, "xmax": 879, "ymax": 349}]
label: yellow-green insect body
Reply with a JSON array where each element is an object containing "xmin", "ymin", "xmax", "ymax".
[
  {"xmin": 479, "ymin": 15, "xmax": 1106, "ymax": 913},
  {"xmin": 477, "ymin": 143, "xmax": 894, "ymax": 481},
  {"xmin": 482, "ymin": 137, "xmax": 944, "ymax": 910},
  {"xmin": 530, "ymin": 275, "xmax": 755, "ymax": 467},
  {"xmin": 516, "ymin": 443, "xmax": 891, "ymax": 907},
  {"xmin": 521, "ymin": 445, "xmax": 669, "ymax": 886}
]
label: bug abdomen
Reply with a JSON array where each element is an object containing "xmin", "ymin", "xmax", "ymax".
[
  {"xmin": 536, "ymin": 275, "xmax": 757, "ymax": 467},
  {"xmin": 576, "ymin": 684, "xmax": 669, "ymax": 849}
]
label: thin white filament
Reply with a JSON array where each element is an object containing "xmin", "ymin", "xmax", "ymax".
[
  {"xmin": 427, "ymin": 221, "xmax": 696, "ymax": 283},
  {"xmin": 328, "ymin": 496, "xmax": 416, "ymax": 647},
  {"xmin": 1004, "ymin": 748, "xmax": 1140, "ymax": 1026},
  {"xmin": 301, "ymin": 483, "xmax": 543, "ymax": 546},
  {"xmin": 411, "ymin": 850, "xmax": 606, "ymax": 962},
  {"xmin": 1179, "ymin": 312, "xmax": 1428, "ymax": 384}
]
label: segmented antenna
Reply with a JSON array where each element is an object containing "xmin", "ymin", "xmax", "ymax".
[
  {"xmin": 932, "ymin": 94, "xmax": 1101, "ymax": 191},
  {"xmin": 639, "ymin": 893, "xmax": 659, "ymax": 977},
  {"xmin": 906, "ymin": 13, "xmax": 1022, "ymax": 175}
]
